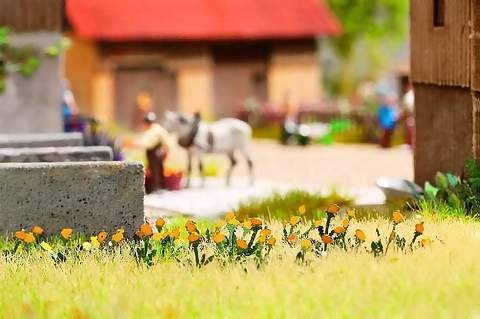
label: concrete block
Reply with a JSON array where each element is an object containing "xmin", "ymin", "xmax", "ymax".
[
  {"xmin": 0, "ymin": 146, "xmax": 113, "ymax": 163},
  {"xmin": 0, "ymin": 133, "xmax": 84, "ymax": 148},
  {"xmin": 0, "ymin": 162, "xmax": 144, "ymax": 237}
]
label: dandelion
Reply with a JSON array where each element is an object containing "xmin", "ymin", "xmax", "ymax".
[
  {"xmin": 267, "ymin": 236, "xmax": 276, "ymax": 246},
  {"xmin": 342, "ymin": 218, "xmax": 350, "ymax": 228},
  {"xmin": 415, "ymin": 222, "xmax": 424, "ymax": 234},
  {"xmin": 152, "ymin": 232, "xmax": 165, "ymax": 241},
  {"xmin": 260, "ymin": 229, "xmax": 271, "ymax": 237},
  {"xmin": 258, "ymin": 235, "xmax": 267, "ymax": 244},
  {"xmin": 420, "ymin": 238, "xmax": 432, "ymax": 247},
  {"xmin": 169, "ymin": 228, "xmax": 180, "ymax": 239},
  {"xmin": 112, "ymin": 231, "xmax": 124, "ymax": 244},
  {"xmin": 326, "ymin": 204, "xmax": 340, "ymax": 215},
  {"xmin": 392, "ymin": 211, "xmax": 404, "ymax": 224},
  {"xmin": 15, "ymin": 230, "xmax": 26, "ymax": 241},
  {"xmin": 250, "ymin": 218, "xmax": 262, "ymax": 228},
  {"xmin": 90, "ymin": 236, "xmax": 100, "ymax": 248},
  {"xmin": 60, "ymin": 228, "xmax": 73, "ymax": 240},
  {"xmin": 139, "ymin": 223, "xmax": 153, "ymax": 238},
  {"xmin": 243, "ymin": 220, "xmax": 252, "ymax": 230},
  {"xmin": 227, "ymin": 218, "xmax": 240, "ymax": 226},
  {"xmin": 40, "ymin": 241, "xmax": 53, "ymax": 252},
  {"xmin": 321, "ymin": 235, "xmax": 333, "ymax": 244},
  {"xmin": 31, "ymin": 225, "xmax": 44, "ymax": 236},
  {"xmin": 213, "ymin": 232, "xmax": 226, "ymax": 244},
  {"xmin": 301, "ymin": 239, "xmax": 312, "ymax": 251},
  {"xmin": 355, "ymin": 229, "xmax": 366, "ymax": 242},
  {"xmin": 97, "ymin": 231, "xmax": 108, "ymax": 244},
  {"xmin": 334, "ymin": 226, "xmax": 345, "ymax": 234},
  {"xmin": 289, "ymin": 216, "xmax": 301, "ymax": 226},
  {"xmin": 314, "ymin": 220, "xmax": 323, "ymax": 228},
  {"xmin": 188, "ymin": 232, "xmax": 201, "ymax": 243},
  {"xmin": 236, "ymin": 239, "xmax": 248, "ymax": 250},
  {"xmin": 225, "ymin": 212, "xmax": 235, "ymax": 221},
  {"xmin": 215, "ymin": 219, "xmax": 226, "ymax": 228},
  {"xmin": 156, "ymin": 217, "xmax": 166, "ymax": 229},
  {"xmin": 298, "ymin": 205, "xmax": 306, "ymax": 215},
  {"xmin": 347, "ymin": 209, "xmax": 356, "ymax": 219},
  {"xmin": 287, "ymin": 234, "xmax": 298, "ymax": 244},
  {"xmin": 185, "ymin": 220, "xmax": 197, "ymax": 234},
  {"xmin": 23, "ymin": 232, "xmax": 35, "ymax": 244}
]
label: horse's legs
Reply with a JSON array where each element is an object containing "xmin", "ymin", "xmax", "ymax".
[
  {"xmin": 226, "ymin": 152, "xmax": 237, "ymax": 186},
  {"xmin": 240, "ymin": 149, "xmax": 254, "ymax": 185},
  {"xmin": 186, "ymin": 149, "xmax": 192, "ymax": 188},
  {"xmin": 198, "ymin": 154, "xmax": 205, "ymax": 187}
]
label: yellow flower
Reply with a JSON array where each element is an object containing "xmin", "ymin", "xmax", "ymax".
[
  {"xmin": 326, "ymin": 204, "xmax": 340, "ymax": 214},
  {"xmin": 138, "ymin": 223, "xmax": 153, "ymax": 238},
  {"xmin": 355, "ymin": 229, "xmax": 366, "ymax": 242},
  {"xmin": 321, "ymin": 235, "xmax": 333, "ymax": 244},
  {"xmin": 314, "ymin": 220, "xmax": 323, "ymax": 228},
  {"xmin": 287, "ymin": 234, "xmax": 298, "ymax": 244},
  {"xmin": 258, "ymin": 235, "xmax": 267, "ymax": 244},
  {"xmin": 215, "ymin": 219, "xmax": 226, "ymax": 228},
  {"xmin": 227, "ymin": 218, "xmax": 240, "ymax": 226},
  {"xmin": 243, "ymin": 220, "xmax": 252, "ymax": 230},
  {"xmin": 347, "ymin": 209, "xmax": 356, "ymax": 219},
  {"xmin": 15, "ymin": 230, "xmax": 26, "ymax": 241},
  {"xmin": 155, "ymin": 217, "xmax": 166, "ymax": 229},
  {"xmin": 334, "ymin": 226, "xmax": 345, "ymax": 234},
  {"xmin": 60, "ymin": 228, "xmax": 73, "ymax": 240},
  {"xmin": 301, "ymin": 239, "xmax": 312, "ymax": 251},
  {"xmin": 169, "ymin": 228, "xmax": 180, "ymax": 239},
  {"xmin": 289, "ymin": 216, "xmax": 301, "ymax": 226},
  {"xmin": 260, "ymin": 229, "xmax": 271, "ymax": 237},
  {"xmin": 420, "ymin": 237, "xmax": 432, "ymax": 247},
  {"xmin": 112, "ymin": 231, "xmax": 124, "ymax": 243},
  {"xmin": 342, "ymin": 218, "xmax": 349, "ymax": 228},
  {"xmin": 31, "ymin": 225, "xmax": 44, "ymax": 236},
  {"xmin": 97, "ymin": 231, "xmax": 108, "ymax": 244},
  {"xmin": 213, "ymin": 232, "xmax": 226, "ymax": 244},
  {"xmin": 40, "ymin": 241, "xmax": 52, "ymax": 251},
  {"xmin": 250, "ymin": 218, "xmax": 262, "ymax": 228},
  {"xmin": 225, "ymin": 212, "xmax": 235, "ymax": 221},
  {"xmin": 298, "ymin": 205, "xmax": 306, "ymax": 215},
  {"xmin": 90, "ymin": 236, "xmax": 100, "ymax": 248},
  {"xmin": 415, "ymin": 222, "xmax": 424, "ymax": 234},
  {"xmin": 188, "ymin": 232, "xmax": 201, "ymax": 243},
  {"xmin": 392, "ymin": 211, "xmax": 404, "ymax": 224},
  {"xmin": 267, "ymin": 236, "xmax": 276, "ymax": 246},
  {"xmin": 236, "ymin": 239, "xmax": 248, "ymax": 250},
  {"xmin": 152, "ymin": 232, "xmax": 165, "ymax": 241},
  {"xmin": 23, "ymin": 232, "xmax": 35, "ymax": 244}
]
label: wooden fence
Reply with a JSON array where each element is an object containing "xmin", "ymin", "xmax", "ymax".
[{"xmin": 0, "ymin": 0, "xmax": 63, "ymax": 31}]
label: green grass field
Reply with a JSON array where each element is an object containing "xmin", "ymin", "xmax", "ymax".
[{"xmin": 0, "ymin": 215, "xmax": 479, "ymax": 318}]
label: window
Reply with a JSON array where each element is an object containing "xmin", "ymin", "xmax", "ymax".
[{"xmin": 433, "ymin": 0, "xmax": 445, "ymax": 27}]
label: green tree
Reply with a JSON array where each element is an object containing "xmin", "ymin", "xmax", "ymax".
[{"xmin": 323, "ymin": 0, "xmax": 409, "ymax": 97}]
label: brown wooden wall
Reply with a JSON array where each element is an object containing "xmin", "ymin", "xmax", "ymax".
[
  {"xmin": 0, "ymin": 0, "xmax": 63, "ymax": 30},
  {"xmin": 414, "ymin": 84, "xmax": 473, "ymax": 184},
  {"xmin": 471, "ymin": 0, "xmax": 480, "ymax": 91},
  {"xmin": 410, "ymin": 0, "xmax": 471, "ymax": 87}
]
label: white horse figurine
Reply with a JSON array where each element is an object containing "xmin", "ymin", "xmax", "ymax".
[{"xmin": 162, "ymin": 111, "xmax": 254, "ymax": 187}]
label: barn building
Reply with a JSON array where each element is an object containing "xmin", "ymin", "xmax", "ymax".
[
  {"xmin": 64, "ymin": 0, "xmax": 340, "ymax": 128},
  {"xmin": 411, "ymin": 0, "xmax": 480, "ymax": 184}
]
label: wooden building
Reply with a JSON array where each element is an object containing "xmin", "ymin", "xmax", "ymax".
[
  {"xmin": 64, "ymin": 0, "xmax": 340, "ymax": 128},
  {"xmin": 410, "ymin": 0, "xmax": 480, "ymax": 184}
]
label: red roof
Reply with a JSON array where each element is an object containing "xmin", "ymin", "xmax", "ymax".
[{"xmin": 66, "ymin": 0, "xmax": 341, "ymax": 41}]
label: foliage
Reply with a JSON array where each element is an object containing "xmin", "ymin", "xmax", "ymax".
[
  {"xmin": 323, "ymin": 0, "xmax": 409, "ymax": 96},
  {"xmin": 234, "ymin": 190, "xmax": 352, "ymax": 221}
]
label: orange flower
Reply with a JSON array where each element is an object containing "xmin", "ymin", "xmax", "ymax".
[
  {"xmin": 321, "ymin": 235, "xmax": 333, "ymax": 244},
  {"xmin": 97, "ymin": 231, "xmax": 108, "ymax": 243},
  {"xmin": 342, "ymin": 218, "xmax": 350, "ymax": 228},
  {"xmin": 326, "ymin": 204, "xmax": 340, "ymax": 214},
  {"xmin": 287, "ymin": 234, "xmax": 298, "ymax": 244},
  {"xmin": 289, "ymin": 216, "xmax": 301, "ymax": 226},
  {"xmin": 334, "ymin": 226, "xmax": 345, "ymax": 234},
  {"xmin": 139, "ymin": 223, "xmax": 153, "ymax": 238},
  {"xmin": 185, "ymin": 220, "xmax": 197, "ymax": 234},
  {"xmin": 225, "ymin": 212, "xmax": 235, "ymax": 221},
  {"xmin": 60, "ymin": 228, "xmax": 73, "ymax": 240},
  {"xmin": 355, "ymin": 229, "xmax": 366, "ymax": 242},
  {"xmin": 15, "ymin": 230, "xmax": 26, "ymax": 241},
  {"xmin": 23, "ymin": 232, "xmax": 35, "ymax": 244},
  {"xmin": 155, "ymin": 217, "xmax": 166, "ymax": 229},
  {"xmin": 298, "ymin": 205, "xmax": 306, "ymax": 215},
  {"xmin": 250, "ymin": 218, "xmax": 262, "ymax": 227},
  {"xmin": 213, "ymin": 232, "xmax": 226, "ymax": 244},
  {"xmin": 260, "ymin": 229, "xmax": 271, "ymax": 237},
  {"xmin": 169, "ymin": 228, "xmax": 180, "ymax": 239},
  {"xmin": 236, "ymin": 239, "xmax": 248, "ymax": 250},
  {"xmin": 267, "ymin": 236, "xmax": 276, "ymax": 246},
  {"xmin": 392, "ymin": 211, "xmax": 404, "ymax": 224},
  {"xmin": 31, "ymin": 225, "xmax": 44, "ymax": 236},
  {"xmin": 188, "ymin": 232, "xmax": 201, "ymax": 243},
  {"xmin": 347, "ymin": 209, "xmax": 356, "ymax": 219},
  {"xmin": 415, "ymin": 222, "xmax": 424, "ymax": 234},
  {"xmin": 112, "ymin": 231, "xmax": 124, "ymax": 243},
  {"xmin": 301, "ymin": 239, "xmax": 312, "ymax": 251}
]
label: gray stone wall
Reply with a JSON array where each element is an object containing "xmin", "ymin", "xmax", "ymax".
[
  {"xmin": 0, "ymin": 146, "xmax": 113, "ymax": 162},
  {"xmin": 0, "ymin": 162, "xmax": 144, "ymax": 236},
  {"xmin": 0, "ymin": 32, "xmax": 63, "ymax": 133},
  {"xmin": 0, "ymin": 133, "xmax": 83, "ymax": 148}
]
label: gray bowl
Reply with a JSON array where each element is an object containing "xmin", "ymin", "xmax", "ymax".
[{"xmin": 376, "ymin": 178, "xmax": 423, "ymax": 201}]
